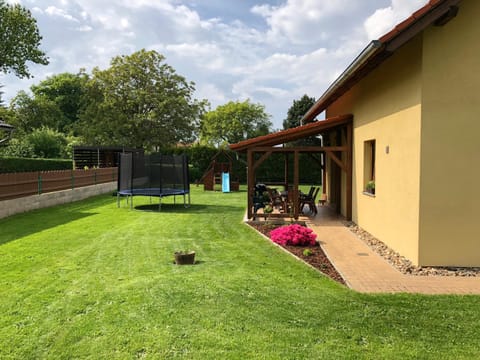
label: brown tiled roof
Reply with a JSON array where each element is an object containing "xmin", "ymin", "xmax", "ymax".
[
  {"xmin": 302, "ymin": 0, "xmax": 461, "ymax": 122},
  {"xmin": 229, "ymin": 114, "xmax": 352, "ymax": 152}
]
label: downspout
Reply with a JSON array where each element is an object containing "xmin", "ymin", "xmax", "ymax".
[{"xmin": 302, "ymin": 40, "xmax": 383, "ymax": 122}]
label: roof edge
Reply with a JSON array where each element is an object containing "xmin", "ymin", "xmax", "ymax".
[
  {"xmin": 301, "ymin": 0, "xmax": 461, "ymax": 122},
  {"xmin": 230, "ymin": 114, "xmax": 353, "ymax": 152}
]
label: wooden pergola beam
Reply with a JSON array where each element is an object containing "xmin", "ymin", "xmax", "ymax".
[
  {"xmin": 252, "ymin": 146, "xmax": 347, "ymax": 153},
  {"xmin": 252, "ymin": 151, "xmax": 272, "ymax": 172},
  {"xmin": 325, "ymin": 150, "xmax": 346, "ymax": 172}
]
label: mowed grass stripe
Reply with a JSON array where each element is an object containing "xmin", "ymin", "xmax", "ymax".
[{"xmin": 0, "ymin": 188, "xmax": 479, "ymax": 359}]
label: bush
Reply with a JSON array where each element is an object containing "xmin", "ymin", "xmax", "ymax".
[
  {"xmin": 270, "ymin": 224, "xmax": 317, "ymax": 246},
  {"xmin": 27, "ymin": 127, "xmax": 67, "ymax": 158},
  {"xmin": 0, "ymin": 156, "xmax": 73, "ymax": 173},
  {"xmin": 0, "ymin": 138, "xmax": 35, "ymax": 158}
]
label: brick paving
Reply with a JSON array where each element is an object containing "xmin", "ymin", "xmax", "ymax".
[{"xmin": 305, "ymin": 206, "xmax": 480, "ymax": 294}]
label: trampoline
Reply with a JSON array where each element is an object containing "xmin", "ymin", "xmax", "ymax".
[{"xmin": 117, "ymin": 152, "xmax": 190, "ymax": 210}]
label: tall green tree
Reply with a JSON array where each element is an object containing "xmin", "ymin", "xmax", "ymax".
[
  {"xmin": 79, "ymin": 49, "xmax": 206, "ymax": 149},
  {"xmin": 9, "ymin": 90, "xmax": 64, "ymax": 134},
  {"xmin": 200, "ymin": 100, "xmax": 272, "ymax": 146},
  {"xmin": 0, "ymin": 0, "xmax": 48, "ymax": 78},
  {"xmin": 282, "ymin": 94, "xmax": 316, "ymax": 130},
  {"xmin": 31, "ymin": 72, "xmax": 88, "ymax": 134},
  {"xmin": 282, "ymin": 94, "xmax": 320, "ymax": 146}
]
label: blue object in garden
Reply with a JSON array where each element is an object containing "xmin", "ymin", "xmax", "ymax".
[{"xmin": 222, "ymin": 172, "xmax": 230, "ymax": 193}]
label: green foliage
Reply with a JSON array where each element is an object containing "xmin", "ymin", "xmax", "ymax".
[
  {"xmin": 9, "ymin": 91, "xmax": 65, "ymax": 134},
  {"xmin": 283, "ymin": 94, "xmax": 321, "ymax": 146},
  {"xmin": 79, "ymin": 49, "xmax": 207, "ymax": 150},
  {"xmin": 158, "ymin": 145, "xmax": 322, "ymax": 184},
  {"xmin": 303, "ymin": 249, "xmax": 313, "ymax": 257},
  {"xmin": 283, "ymin": 94, "xmax": 316, "ymax": 130},
  {"xmin": 31, "ymin": 72, "xmax": 88, "ymax": 134},
  {"xmin": 200, "ymin": 100, "xmax": 272, "ymax": 146},
  {"xmin": 26, "ymin": 127, "xmax": 68, "ymax": 158},
  {"xmin": 0, "ymin": 0, "xmax": 48, "ymax": 78},
  {"xmin": 1, "ymin": 191, "xmax": 480, "ymax": 358},
  {"xmin": 0, "ymin": 156, "xmax": 72, "ymax": 173},
  {"xmin": 0, "ymin": 137, "xmax": 35, "ymax": 158}
]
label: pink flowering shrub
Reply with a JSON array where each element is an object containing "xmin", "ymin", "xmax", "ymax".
[{"xmin": 270, "ymin": 224, "xmax": 317, "ymax": 246}]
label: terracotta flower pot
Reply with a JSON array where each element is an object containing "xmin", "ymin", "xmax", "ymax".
[{"xmin": 174, "ymin": 251, "xmax": 196, "ymax": 265}]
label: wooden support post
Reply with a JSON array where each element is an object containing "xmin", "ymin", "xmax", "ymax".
[
  {"xmin": 346, "ymin": 122, "xmax": 353, "ymax": 221},
  {"xmin": 293, "ymin": 150, "xmax": 300, "ymax": 219},
  {"xmin": 247, "ymin": 149, "xmax": 255, "ymax": 219},
  {"xmin": 322, "ymin": 152, "xmax": 327, "ymax": 195},
  {"xmin": 284, "ymin": 152, "xmax": 289, "ymax": 191}
]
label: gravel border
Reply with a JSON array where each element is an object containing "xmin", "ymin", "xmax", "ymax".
[{"xmin": 344, "ymin": 221, "xmax": 480, "ymax": 277}]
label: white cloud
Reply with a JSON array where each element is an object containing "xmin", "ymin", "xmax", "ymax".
[
  {"xmin": 1, "ymin": 0, "xmax": 431, "ymax": 129},
  {"xmin": 196, "ymin": 83, "xmax": 227, "ymax": 105},
  {"xmin": 364, "ymin": 0, "xmax": 429, "ymax": 40},
  {"xmin": 251, "ymin": 0, "xmax": 360, "ymax": 45},
  {"xmin": 45, "ymin": 6, "xmax": 79, "ymax": 22},
  {"xmin": 163, "ymin": 43, "xmax": 225, "ymax": 70}
]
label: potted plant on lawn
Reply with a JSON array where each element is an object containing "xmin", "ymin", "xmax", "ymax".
[{"xmin": 174, "ymin": 250, "xmax": 196, "ymax": 265}]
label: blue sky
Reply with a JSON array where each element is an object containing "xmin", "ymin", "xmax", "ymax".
[{"xmin": 2, "ymin": 0, "xmax": 428, "ymax": 129}]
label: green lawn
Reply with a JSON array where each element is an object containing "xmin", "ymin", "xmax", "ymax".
[{"xmin": 0, "ymin": 187, "xmax": 479, "ymax": 359}]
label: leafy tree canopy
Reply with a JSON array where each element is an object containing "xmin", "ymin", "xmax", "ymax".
[
  {"xmin": 30, "ymin": 72, "xmax": 88, "ymax": 134},
  {"xmin": 282, "ymin": 94, "xmax": 316, "ymax": 130},
  {"xmin": 200, "ymin": 100, "xmax": 272, "ymax": 146},
  {"xmin": 79, "ymin": 49, "xmax": 207, "ymax": 150},
  {"xmin": 0, "ymin": 1, "xmax": 48, "ymax": 78},
  {"xmin": 9, "ymin": 90, "xmax": 64, "ymax": 135}
]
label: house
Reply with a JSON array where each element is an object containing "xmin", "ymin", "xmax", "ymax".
[{"xmin": 232, "ymin": 0, "xmax": 480, "ymax": 267}]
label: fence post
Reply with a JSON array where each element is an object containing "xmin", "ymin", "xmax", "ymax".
[
  {"xmin": 94, "ymin": 170, "xmax": 97, "ymax": 185},
  {"xmin": 38, "ymin": 173, "xmax": 42, "ymax": 195},
  {"xmin": 71, "ymin": 170, "xmax": 75, "ymax": 190}
]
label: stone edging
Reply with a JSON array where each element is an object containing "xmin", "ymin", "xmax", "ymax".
[{"xmin": 344, "ymin": 221, "xmax": 480, "ymax": 277}]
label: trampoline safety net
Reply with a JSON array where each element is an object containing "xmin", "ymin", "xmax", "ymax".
[{"xmin": 117, "ymin": 153, "xmax": 190, "ymax": 209}]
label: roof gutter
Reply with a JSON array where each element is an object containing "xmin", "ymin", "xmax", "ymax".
[{"xmin": 302, "ymin": 40, "xmax": 383, "ymax": 123}]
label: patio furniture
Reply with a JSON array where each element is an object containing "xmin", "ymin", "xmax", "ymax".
[
  {"xmin": 267, "ymin": 188, "xmax": 284, "ymax": 211},
  {"xmin": 300, "ymin": 187, "xmax": 320, "ymax": 215},
  {"xmin": 318, "ymin": 193, "xmax": 327, "ymax": 206}
]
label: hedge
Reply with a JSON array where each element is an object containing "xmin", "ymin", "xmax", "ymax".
[
  {"xmin": 159, "ymin": 145, "xmax": 322, "ymax": 185},
  {"xmin": 0, "ymin": 157, "xmax": 73, "ymax": 173},
  {"xmin": 0, "ymin": 147, "xmax": 323, "ymax": 183}
]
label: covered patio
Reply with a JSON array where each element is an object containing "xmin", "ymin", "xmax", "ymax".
[{"xmin": 230, "ymin": 114, "xmax": 353, "ymax": 220}]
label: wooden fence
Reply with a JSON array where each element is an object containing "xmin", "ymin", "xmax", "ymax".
[{"xmin": 0, "ymin": 167, "xmax": 117, "ymax": 201}]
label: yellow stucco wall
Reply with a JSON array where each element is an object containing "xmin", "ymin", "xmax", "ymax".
[
  {"xmin": 419, "ymin": 0, "xmax": 480, "ymax": 266},
  {"xmin": 327, "ymin": 36, "xmax": 423, "ymax": 265}
]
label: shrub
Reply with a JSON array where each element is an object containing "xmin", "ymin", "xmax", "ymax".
[
  {"xmin": 270, "ymin": 224, "xmax": 317, "ymax": 247},
  {"xmin": 27, "ymin": 127, "xmax": 67, "ymax": 158},
  {"xmin": 0, "ymin": 156, "xmax": 73, "ymax": 173}
]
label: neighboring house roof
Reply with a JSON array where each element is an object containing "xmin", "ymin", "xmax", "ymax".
[
  {"xmin": 0, "ymin": 120, "xmax": 14, "ymax": 144},
  {"xmin": 302, "ymin": 0, "xmax": 461, "ymax": 122},
  {"xmin": 0, "ymin": 120, "xmax": 14, "ymax": 131},
  {"xmin": 229, "ymin": 114, "xmax": 352, "ymax": 152}
]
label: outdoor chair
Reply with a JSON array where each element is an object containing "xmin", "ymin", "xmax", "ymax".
[
  {"xmin": 300, "ymin": 187, "xmax": 320, "ymax": 215},
  {"xmin": 267, "ymin": 188, "xmax": 284, "ymax": 210}
]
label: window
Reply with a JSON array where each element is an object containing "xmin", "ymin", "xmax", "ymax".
[{"xmin": 364, "ymin": 140, "xmax": 375, "ymax": 194}]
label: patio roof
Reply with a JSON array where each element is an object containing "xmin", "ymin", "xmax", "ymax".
[
  {"xmin": 229, "ymin": 114, "xmax": 352, "ymax": 152},
  {"xmin": 301, "ymin": 0, "xmax": 461, "ymax": 122}
]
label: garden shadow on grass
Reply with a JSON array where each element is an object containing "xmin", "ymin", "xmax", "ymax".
[
  {"xmin": 134, "ymin": 203, "xmax": 241, "ymax": 214},
  {"xmin": 0, "ymin": 195, "xmax": 112, "ymax": 246},
  {"xmin": 0, "ymin": 209, "xmax": 97, "ymax": 246}
]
